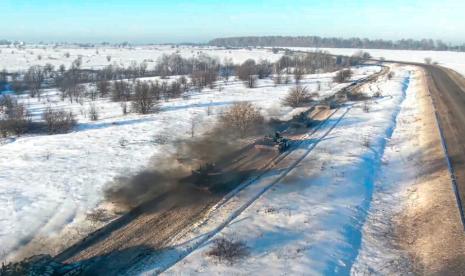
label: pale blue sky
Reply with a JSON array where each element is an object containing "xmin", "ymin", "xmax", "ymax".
[{"xmin": 1, "ymin": 0, "xmax": 464, "ymax": 44}]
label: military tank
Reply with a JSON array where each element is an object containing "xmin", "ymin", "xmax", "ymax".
[{"xmin": 255, "ymin": 131, "xmax": 290, "ymax": 153}]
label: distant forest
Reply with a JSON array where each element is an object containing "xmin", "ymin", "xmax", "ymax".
[{"xmin": 209, "ymin": 36, "xmax": 465, "ymax": 52}]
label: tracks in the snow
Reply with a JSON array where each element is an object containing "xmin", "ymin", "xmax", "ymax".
[
  {"xmin": 53, "ymin": 68, "xmax": 384, "ymax": 275},
  {"xmin": 127, "ymin": 106, "xmax": 353, "ymax": 275}
]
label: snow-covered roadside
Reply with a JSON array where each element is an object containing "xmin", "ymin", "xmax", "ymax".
[
  {"xmin": 350, "ymin": 68, "xmax": 426, "ymax": 275},
  {"xmin": 0, "ymin": 66, "xmax": 379, "ymax": 262},
  {"xmin": 354, "ymin": 67, "xmax": 465, "ymax": 275},
  {"xmin": 127, "ymin": 66, "xmax": 412, "ymax": 275}
]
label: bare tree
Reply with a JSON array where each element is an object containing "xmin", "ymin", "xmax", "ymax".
[
  {"xmin": 257, "ymin": 59, "xmax": 273, "ymax": 79},
  {"xmin": 294, "ymin": 67, "xmax": 304, "ymax": 84},
  {"xmin": 333, "ymin": 69, "xmax": 352, "ymax": 83},
  {"xmin": 42, "ymin": 107, "xmax": 77, "ymax": 134},
  {"xmin": 131, "ymin": 81, "xmax": 158, "ymax": 114},
  {"xmin": 24, "ymin": 65, "xmax": 44, "ymax": 99},
  {"xmin": 220, "ymin": 102, "xmax": 264, "ymax": 137},
  {"xmin": 111, "ymin": 80, "xmax": 131, "ymax": 102},
  {"xmin": 0, "ymin": 69, "xmax": 7, "ymax": 83},
  {"xmin": 237, "ymin": 59, "xmax": 257, "ymax": 88},
  {"xmin": 0, "ymin": 101, "xmax": 31, "ymax": 137},
  {"xmin": 89, "ymin": 104, "xmax": 99, "ymax": 121},
  {"xmin": 283, "ymin": 86, "xmax": 312, "ymax": 107},
  {"xmin": 220, "ymin": 57, "xmax": 234, "ymax": 83},
  {"xmin": 207, "ymin": 237, "xmax": 249, "ymax": 264},
  {"xmin": 96, "ymin": 80, "xmax": 110, "ymax": 97}
]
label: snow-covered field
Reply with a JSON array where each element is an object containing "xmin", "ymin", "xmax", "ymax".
[
  {"xmin": 2, "ymin": 43, "xmax": 465, "ymax": 77},
  {"xmin": 1, "ymin": 44, "xmax": 448, "ymax": 273},
  {"xmin": 0, "ymin": 52, "xmax": 379, "ymax": 262},
  {"xmin": 0, "ymin": 45, "xmax": 281, "ymax": 71},
  {"xmin": 127, "ymin": 65, "xmax": 418, "ymax": 275},
  {"xmin": 289, "ymin": 47, "xmax": 465, "ymax": 77}
]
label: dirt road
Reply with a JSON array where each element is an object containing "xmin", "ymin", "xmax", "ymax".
[
  {"xmin": 54, "ymin": 143, "xmax": 280, "ymax": 275},
  {"xmin": 424, "ymin": 65, "xmax": 465, "ymax": 223},
  {"xmin": 391, "ymin": 67, "xmax": 465, "ymax": 276}
]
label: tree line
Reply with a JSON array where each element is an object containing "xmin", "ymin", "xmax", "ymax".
[
  {"xmin": 209, "ymin": 36, "xmax": 465, "ymax": 52},
  {"xmin": 1, "ymin": 50, "xmax": 361, "ymax": 137}
]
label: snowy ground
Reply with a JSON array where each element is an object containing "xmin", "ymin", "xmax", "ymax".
[
  {"xmin": 123, "ymin": 65, "xmax": 416, "ymax": 275},
  {"xmin": 0, "ymin": 62, "xmax": 379, "ymax": 262},
  {"xmin": 4, "ymin": 44, "xmax": 465, "ymax": 78},
  {"xmin": 351, "ymin": 67, "xmax": 425, "ymax": 275},
  {"xmin": 288, "ymin": 47, "xmax": 465, "ymax": 77},
  {"xmin": 0, "ymin": 45, "xmax": 281, "ymax": 71}
]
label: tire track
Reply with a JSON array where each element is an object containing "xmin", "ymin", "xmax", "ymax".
[{"xmin": 129, "ymin": 106, "xmax": 352, "ymax": 275}]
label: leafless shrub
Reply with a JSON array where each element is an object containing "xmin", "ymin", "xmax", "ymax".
[
  {"xmin": 220, "ymin": 102, "xmax": 264, "ymax": 138},
  {"xmin": 0, "ymin": 102, "xmax": 31, "ymax": 137},
  {"xmin": 64, "ymin": 52, "xmax": 70, "ymax": 58},
  {"xmin": 424, "ymin": 57, "xmax": 432, "ymax": 65},
  {"xmin": 237, "ymin": 59, "xmax": 258, "ymax": 88},
  {"xmin": 111, "ymin": 80, "xmax": 131, "ymax": 102},
  {"xmin": 96, "ymin": 80, "xmax": 110, "ymax": 97},
  {"xmin": 282, "ymin": 86, "xmax": 312, "ymax": 107},
  {"xmin": 42, "ymin": 108, "xmax": 77, "ymax": 134},
  {"xmin": 131, "ymin": 81, "xmax": 159, "ymax": 114},
  {"xmin": 89, "ymin": 104, "xmax": 99, "ymax": 121},
  {"xmin": 120, "ymin": 102, "xmax": 128, "ymax": 115},
  {"xmin": 207, "ymin": 237, "xmax": 249, "ymax": 264},
  {"xmin": 24, "ymin": 65, "xmax": 44, "ymax": 99},
  {"xmin": 0, "ymin": 95, "xmax": 14, "ymax": 110},
  {"xmin": 190, "ymin": 69, "xmax": 218, "ymax": 91},
  {"xmin": 294, "ymin": 67, "xmax": 304, "ymax": 84},
  {"xmin": 363, "ymin": 101, "xmax": 370, "ymax": 113},
  {"xmin": 333, "ymin": 69, "xmax": 352, "ymax": 83},
  {"xmin": 106, "ymin": 55, "xmax": 112, "ymax": 62}
]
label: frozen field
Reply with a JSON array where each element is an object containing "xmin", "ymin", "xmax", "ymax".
[
  {"xmin": 0, "ymin": 54, "xmax": 379, "ymax": 261},
  {"xmin": 0, "ymin": 44, "xmax": 447, "ymax": 273},
  {"xmin": 140, "ymin": 64, "xmax": 417, "ymax": 275},
  {"xmin": 0, "ymin": 45, "xmax": 281, "ymax": 71},
  {"xmin": 288, "ymin": 47, "xmax": 465, "ymax": 77}
]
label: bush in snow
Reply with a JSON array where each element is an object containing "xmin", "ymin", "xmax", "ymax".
[
  {"xmin": 333, "ymin": 69, "xmax": 352, "ymax": 83},
  {"xmin": 282, "ymin": 86, "xmax": 312, "ymax": 108},
  {"xmin": 111, "ymin": 80, "xmax": 131, "ymax": 102},
  {"xmin": 96, "ymin": 80, "xmax": 110, "ymax": 97},
  {"xmin": 236, "ymin": 59, "xmax": 258, "ymax": 88},
  {"xmin": 89, "ymin": 104, "xmax": 99, "ymax": 121},
  {"xmin": 294, "ymin": 67, "xmax": 304, "ymax": 84},
  {"xmin": 42, "ymin": 107, "xmax": 77, "ymax": 134},
  {"xmin": 207, "ymin": 237, "xmax": 249, "ymax": 264},
  {"xmin": 131, "ymin": 81, "xmax": 159, "ymax": 114},
  {"xmin": 220, "ymin": 102, "xmax": 264, "ymax": 138},
  {"xmin": 0, "ymin": 101, "xmax": 31, "ymax": 137}
]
